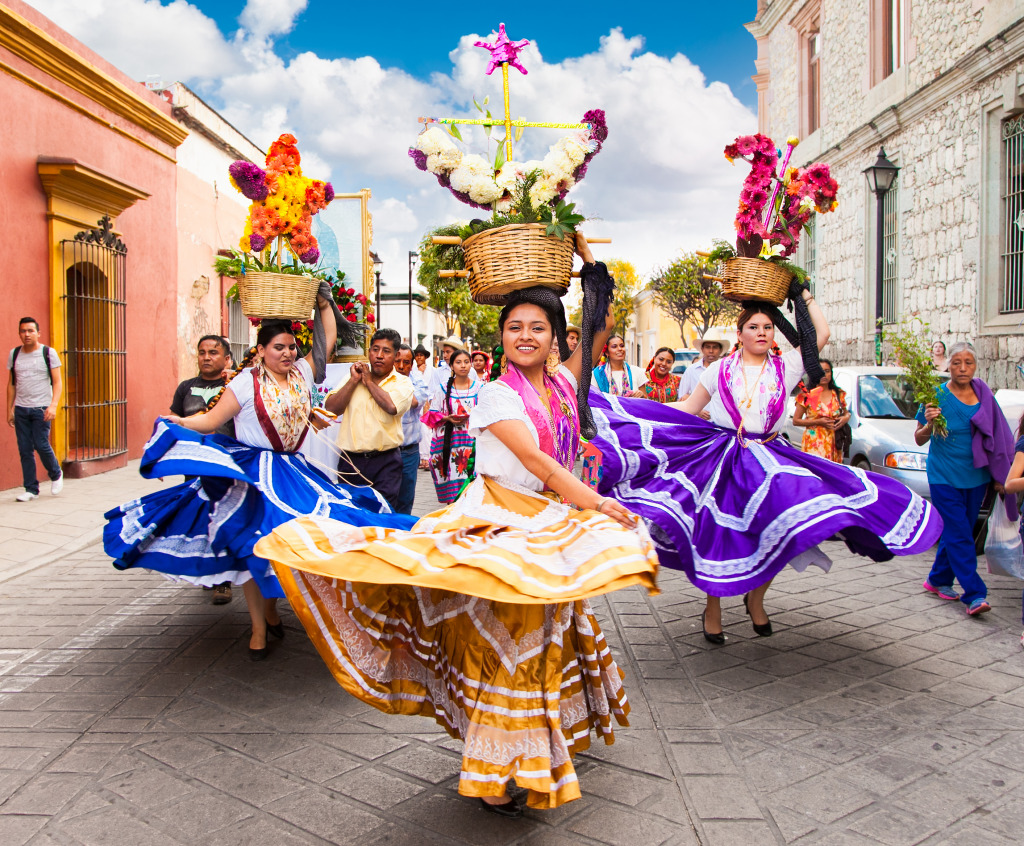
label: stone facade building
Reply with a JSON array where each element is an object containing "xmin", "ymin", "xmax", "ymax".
[{"xmin": 747, "ymin": 0, "xmax": 1024, "ymax": 387}]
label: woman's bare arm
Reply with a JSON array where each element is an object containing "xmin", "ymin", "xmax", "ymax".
[
  {"xmin": 485, "ymin": 418, "xmax": 637, "ymax": 528},
  {"xmin": 165, "ymin": 389, "xmax": 241, "ymax": 433}
]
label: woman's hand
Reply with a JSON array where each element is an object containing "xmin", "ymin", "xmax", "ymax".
[
  {"xmin": 923, "ymin": 404, "xmax": 942, "ymax": 423},
  {"xmin": 628, "ymin": 389, "xmax": 647, "ymax": 398},
  {"xmin": 994, "ymin": 481, "xmax": 1006, "ymax": 495},
  {"xmin": 163, "ymin": 414, "xmax": 184, "ymax": 426},
  {"xmin": 575, "ymin": 232, "xmax": 595, "ymax": 265},
  {"xmin": 597, "ymin": 497, "xmax": 639, "ymax": 529}
]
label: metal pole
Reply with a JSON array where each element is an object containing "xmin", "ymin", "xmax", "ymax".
[
  {"xmin": 408, "ymin": 253, "xmax": 414, "ymax": 345},
  {"xmin": 874, "ymin": 189, "xmax": 885, "ymax": 366}
]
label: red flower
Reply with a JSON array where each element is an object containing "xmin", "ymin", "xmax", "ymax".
[
  {"xmin": 345, "ymin": 314, "xmax": 357, "ymax": 322},
  {"xmin": 366, "ymin": 312, "xmax": 375, "ymax": 324},
  {"xmin": 346, "ymin": 287, "xmax": 355, "ymax": 296}
]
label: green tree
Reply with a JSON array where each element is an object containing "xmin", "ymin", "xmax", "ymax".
[
  {"xmin": 417, "ymin": 224, "xmax": 501, "ymax": 350},
  {"xmin": 648, "ymin": 251, "xmax": 738, "ymax": 342},
  {"xmin": 568, "ymin": 259, "xmax": 640, "ymax": 336},
  {"xmin": 606, "ymin": 259, "xmax": 641, "ymax": 336}
]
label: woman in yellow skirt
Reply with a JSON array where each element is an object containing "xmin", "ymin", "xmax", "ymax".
[{"xmin": 256, "ymin": 237, "xmax": 658, "ymax": 816}]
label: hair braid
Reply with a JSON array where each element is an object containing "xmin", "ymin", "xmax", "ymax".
[{"xmin": 204, "ymin": 345, "xmax": 258, "ymax": 412}]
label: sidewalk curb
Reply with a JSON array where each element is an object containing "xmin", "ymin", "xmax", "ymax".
[{"xmin": 0, "ymin": 527, "xmax": 103, "ymax": 585}]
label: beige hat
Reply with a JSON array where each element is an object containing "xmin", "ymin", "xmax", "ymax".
[
  {"xmin": 566, "ymin": 324, "xmax": 581, "ymax": 335},
  {"xmin": 699, "ymin": 328, "xmax": 729, "ymax": 349},
  {"xmin": 441, "ymin": 335, "xmax": 468, "ymax": 353}
]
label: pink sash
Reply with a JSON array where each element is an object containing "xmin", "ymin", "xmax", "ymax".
[
  {"xmin": 252, "ymin": 367, "xmax": 310, "ymax": 453},
  {"xmin": 499, "ymin": 364, "xmax": 579, "ymax": 471},
  {"xmin": 717, "ymin": 351, "xmax": 787, "ymax": 434}
]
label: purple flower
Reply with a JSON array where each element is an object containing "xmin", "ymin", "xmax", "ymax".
[
  {"xmin": 409, "ymin": 149, "xmax": 428, "ymax": 171},
  {"xmin": 582, "ymin": 109, "xmax": 608, "ymax": 142},
  {"xmin": 324, "ymin": 183, "xmax": 335, "ymax": 204},
  {"xmin": 300, "ymin": 248, "xmax": 320, "ymax": 264},
  {"xmin": 229, "ymin": 161, "xmax": 268, "ymax": 201},
  {"xmin": 249, "ymin": 233, "xmax": 266, "ymax": 252}
]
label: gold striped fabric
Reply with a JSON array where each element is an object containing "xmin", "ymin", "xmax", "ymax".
[
  {"xmin": 275, "ymin": 565, "xmax": 630, "ymax": 808},
  {"xmin": 258, "ymin": 475, "xmax": 659, "ymax": 807},
  {"xmin": 256, "ymin": 475, "xmax": 659, "ymax": 604}
]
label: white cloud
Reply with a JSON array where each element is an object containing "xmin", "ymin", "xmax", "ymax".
[
  {"xmin": 25, "ymin": 0, "xmax": 240, "ymax": 84},
  {"xmin": 237, "ymin": 0, "xmax": 307, "ymax": 42},
  {"xmin": 24, "ymin": 2, "xmax": 756, "ymax": 279}
]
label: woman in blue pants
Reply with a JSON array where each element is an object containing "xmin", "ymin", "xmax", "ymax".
[{"xmin": 916, "ymin": 342, "xmax": 1014, "ymax": 616}]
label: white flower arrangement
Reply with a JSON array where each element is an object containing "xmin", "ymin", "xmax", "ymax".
[{"xmin": 411, "ymin": 115, "xmax": 604, "ymax": 210}]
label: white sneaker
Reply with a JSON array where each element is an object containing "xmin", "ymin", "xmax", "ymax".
[
  {"xmin": 50, "ymin": 473, "xmax": 63, "ymax": 496},
  {"xmin": 15, "ymin": 491, "xmax": 38, "ymax": 502}
]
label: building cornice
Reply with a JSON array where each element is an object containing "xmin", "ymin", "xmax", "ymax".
[
  {"xmin": 0, "ymin": 4, "xmax": 187, "ymax": 149},
  {"xmin": 816, "ymin": 15, "xmax": 1024, "ymax": 165},
  {"xmin": 745, "ymin": 0, "xmax": 803, "ymax": 37},
  {"xmin": 37, "ymin": 157, "xmax": 150, "ymax": 227}
]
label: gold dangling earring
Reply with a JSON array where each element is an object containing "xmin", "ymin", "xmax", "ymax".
[
  {"xmin": 500, "ymin": 354, "xmax": 508, "ymax": 375},
  {"xmin": 546, "ymin": 348, "xmax": 560, "ymax": 377}
]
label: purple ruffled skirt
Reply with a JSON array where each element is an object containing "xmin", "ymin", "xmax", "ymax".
[{"xmin": 588, "ymin": 393, "xmax": 943, "ymax": 597}]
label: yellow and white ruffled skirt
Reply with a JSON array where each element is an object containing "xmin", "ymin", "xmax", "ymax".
[{"xmin": 255, "ymin": 475, "xmax": 659, "ymax": 808}]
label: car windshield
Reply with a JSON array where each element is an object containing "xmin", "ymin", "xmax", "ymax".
[{"xmin": 857, "ymin": 374, "xmax": 926, "ymax": 419}]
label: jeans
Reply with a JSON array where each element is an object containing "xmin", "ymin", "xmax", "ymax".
[
  {"xmin": 396, "ymin": 443, "xmax": 420, "ymax": 515},
  {"xmin": 14, "ymin": 406, "xmax": 61, "ymax": 494},
  {"xmin": 927, "ymin": 482, "xmax": 989, "ymax": 606}
]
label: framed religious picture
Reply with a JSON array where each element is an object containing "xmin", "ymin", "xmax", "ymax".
[{"xmin": 312, "ymin": 188, "xmax": 375, "ymax": 360}]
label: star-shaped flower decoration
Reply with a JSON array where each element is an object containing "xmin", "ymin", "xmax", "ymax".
[{"xmin": 474, "ymin": 23, "xmax": 529, "ymax": 76}]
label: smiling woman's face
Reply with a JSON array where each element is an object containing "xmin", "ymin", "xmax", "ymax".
[
  {"xmin": 502, "ymin": 304, "xmax": 552, "ymax": 370},
  {"xmin": 607, "ymin": 336, "xmax": 626, "ymax": 363}
]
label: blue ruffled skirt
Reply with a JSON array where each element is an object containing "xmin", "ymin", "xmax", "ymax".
[
  {"xmin": 103, "ymin": 421, "xmax": 416, "ymax": 597},
  {"xmin": 588, "ymin": 393, "xmax": 943, "ymax": 597}
]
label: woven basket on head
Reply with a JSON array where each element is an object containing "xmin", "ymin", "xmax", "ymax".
[
  {"xmin": 236, "ymin": 271, "xmax": 319, "ymax": 320},
  {"xmin": 462, "ymin": 223, "xmax": 575, "ymax": 305},
  {"xmin": 720, "ymin": 257, "xmax": 794, "ymax": 307}
]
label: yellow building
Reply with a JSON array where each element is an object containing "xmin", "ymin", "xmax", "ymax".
[{"xmin": 625, "ymin": 289, "xmax": 699, "ymax": 368}]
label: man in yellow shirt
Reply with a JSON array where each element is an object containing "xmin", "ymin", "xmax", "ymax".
[{"xmin": 325, "ymin": 328, "xmax": 413, "ymax": 511}]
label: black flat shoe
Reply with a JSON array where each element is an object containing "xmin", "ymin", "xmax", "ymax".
[
  {"xmin": 266, "ymin": 621, "xmax": 285, "ymax": 640},
  {"xmin": 248, "ymin": 630, "xmax": 269, "ymax": 661},
  {"xmin": 743, "ymin": 594, "xmax": 773, "ymax": 637},
  {"xmin": 701, "ymin": 611, "xmax": 725, "ymax": 645},
  {"xmin": 479, "ymin": 797, "xmax": 523, "ymax": 818}
]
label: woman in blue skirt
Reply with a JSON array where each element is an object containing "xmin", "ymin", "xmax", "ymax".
[{"xmin": 104, "ymin": 299, "xmax": 414, "ymax": 658}]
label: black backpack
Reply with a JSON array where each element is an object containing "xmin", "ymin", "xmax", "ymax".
[{"xmin": 10, "ymin": 346, "xmax": 54, "ymax": 387}]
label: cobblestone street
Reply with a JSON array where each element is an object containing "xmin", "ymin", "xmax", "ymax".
[{"xmin": 1, "ymin": 466, "xmax": 1023, "ymax": 845}]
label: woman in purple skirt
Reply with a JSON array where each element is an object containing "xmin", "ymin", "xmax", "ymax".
[{"xmin": 588, "ymin": 283, "xmax": 942, "ymax": 643}]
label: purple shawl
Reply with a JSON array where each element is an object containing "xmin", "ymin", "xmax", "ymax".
[{"xmin": 969, "ymin": 378, "xmax": 1016, "ymax": 519}]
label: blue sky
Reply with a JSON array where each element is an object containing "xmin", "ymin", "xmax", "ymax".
[
  {"xmin": 29, "ymin": 0, "xmax": 759, "ymax": 275},
  {"xmin": 190, "ymin": 1, "xmax": 759, "ymax": 110}
]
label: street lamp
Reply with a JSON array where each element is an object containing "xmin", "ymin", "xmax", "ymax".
[
  {"xmin": 408, "ymin": 250, "xmax": 419, "ymax": 345},
  {"xmin": 371, "ymin": 252, "xmax": 383, "ymax": 331},
  {"xmin": 863, "ymin": 147, "xmax": 899, "ymax": 365}
]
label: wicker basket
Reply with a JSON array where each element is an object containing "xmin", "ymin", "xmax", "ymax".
[
  {"xmin": 236, "ymin": 271, "xmax": 319, "ymax": 320},
  {"xmin": 720, "ymin": 257, "xmax": 794, "ymax": 306},
  {"xmin": 462, "ymin": 224, "xmax": 575, "ymax": 305}
]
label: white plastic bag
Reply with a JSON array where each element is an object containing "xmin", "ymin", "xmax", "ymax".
[{"xmin": 984, "ymin": 500, "xmax": 1024, "ymax": 580}]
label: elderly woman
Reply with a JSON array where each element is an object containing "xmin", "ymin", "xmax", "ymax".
[{"xmin": 916, "ymin": 342, "xmax": 1015, "ymax": 616}]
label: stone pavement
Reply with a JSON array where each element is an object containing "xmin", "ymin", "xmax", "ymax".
[{"xmin": 1, "ymin": 465, "xmax": 1023, "ymax": 845}]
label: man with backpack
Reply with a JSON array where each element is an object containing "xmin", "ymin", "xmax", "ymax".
[{"xmin": 7, "ymin": 317, "xmax": 63, "ymax": 501}]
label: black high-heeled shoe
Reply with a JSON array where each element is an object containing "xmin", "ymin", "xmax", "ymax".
[
  {"xmin": 701, "ymin": 610, "xmax": 725, "ymax": 645},
  {"xmin": 266, "ymin": 620, "xmax": 285, "ymax": 640},
  {"xmin": 479, "ymin": 797, "xmax": 523, "ymax": 818},
  {"xmin": 248, "ymin": 630, "xmax": 269, "ymax": 661},
  {"xmin": 743, "ymin": 594, "xmax": 773, "ymax": 637}
]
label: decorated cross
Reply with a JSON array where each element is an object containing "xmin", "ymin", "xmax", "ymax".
[{"xmin": 419, "ymin": 23, "xmax": 592, "ymax": 161}]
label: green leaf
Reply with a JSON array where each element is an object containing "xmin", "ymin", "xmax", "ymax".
[
  {"xmin": 484, "ymin": 123, "xmax": 492, "ymax": 138},
  {"xmin": 448, "ymin": 124, "xmax": 463, "ymax": 142},
  {"xmin": 515, "ymin": 122, "xmax": 524, "ymax": 142},
  {"xmin": 483, "ymin": 95, "xmax": 489, "ymax": 105},
  {"xmin": 473, "ymin": 97, "xmax": 482, "ymax": 112},
  {"xmin": 494, "ymin": 143, "xmax": 506, "ymax": 171}
]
